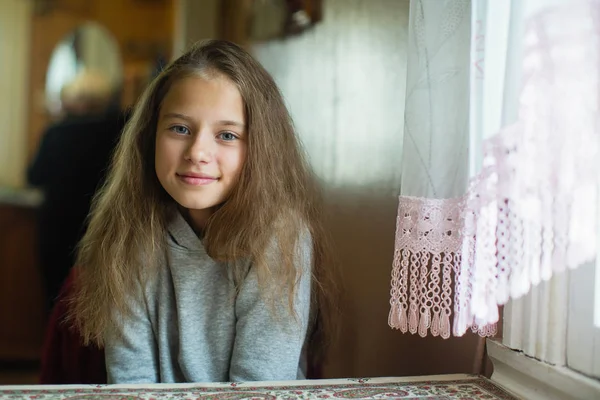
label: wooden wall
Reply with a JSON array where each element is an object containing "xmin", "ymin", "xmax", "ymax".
[{"xmin": 253, "ymin": 0, "xmax": 488, "ymax": 378}]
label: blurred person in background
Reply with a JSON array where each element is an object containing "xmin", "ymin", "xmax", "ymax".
[{"xmin": 28, "ymin": 69, "xmax": 127, "ymax": 312}]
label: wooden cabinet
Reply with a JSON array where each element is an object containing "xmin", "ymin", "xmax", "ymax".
[{"xmin": 0, "ymin": 204, "xmax": 45, "ymax": 362}]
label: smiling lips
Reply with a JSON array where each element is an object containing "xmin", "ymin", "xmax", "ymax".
[{"xmin": 176, "ymin": 172, "xmax": 218, "ymax": 186}]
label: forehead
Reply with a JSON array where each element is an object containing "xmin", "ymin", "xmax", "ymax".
[{"xmin": 159, "ymin": 75, "xmax": 245, "ymax": 122}]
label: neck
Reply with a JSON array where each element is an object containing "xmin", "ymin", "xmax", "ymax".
[{"xmin": 182, "ymin": 207, "xmax": 215, "ymax": 236}]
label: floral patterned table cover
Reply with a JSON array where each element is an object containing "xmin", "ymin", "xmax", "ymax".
[{"xmin": 0, "ymin": 374, "xmax": 519, "ymax": 399}]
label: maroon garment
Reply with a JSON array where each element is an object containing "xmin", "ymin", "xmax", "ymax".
[{"xmin": 39, "ymin": 269, "xmax": 106, "ymax": 384}]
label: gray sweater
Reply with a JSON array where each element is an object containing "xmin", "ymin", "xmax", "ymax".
[{"xmin": 105, "ymin": 212, "xmax": 312, "ymax": 383}]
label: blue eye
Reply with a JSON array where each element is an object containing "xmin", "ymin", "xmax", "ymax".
[
  {"xmin": 170, "ymin": 125, "xmax": 190, "ymax": 135},
  {"xmin": 218, "ymin": 131, "xmax": 237, "ymax": 141}
]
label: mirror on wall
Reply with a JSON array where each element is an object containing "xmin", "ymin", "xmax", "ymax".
[{"xmin": 45, "ymin": 21, "xmax": 123, "ymax": 118}]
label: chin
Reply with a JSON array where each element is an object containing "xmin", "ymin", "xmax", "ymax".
[
  {"xmin": 176, "ymin": 200, "xmax": 217, "ymax": 211},
  {"xmin": 165, "ymin": 186, "xmax": 229, "ymax": 211},
  {"xmin": 190, "ymin": 204, "xmax": 219, "ymax": 212},
  {"xmin": 179, "ymin": 194, "xmax": 223, "ymax": 210}
]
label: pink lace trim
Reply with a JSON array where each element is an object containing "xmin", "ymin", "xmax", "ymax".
[
  {"xmin": 390, "ymin": 1, "xmax": 599, "ymax": 337},
  {"xmin": 388, "ymin": 197, "xmax": 461, "ymax": 339},
  {"xmin": 388, "ymin": 196, "xmax": 497, "ymax": 338}
]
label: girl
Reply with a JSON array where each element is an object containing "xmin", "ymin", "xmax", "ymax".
[{"xmin": 70, "ymin": 40, "xmax": 337, "ymax": 383}]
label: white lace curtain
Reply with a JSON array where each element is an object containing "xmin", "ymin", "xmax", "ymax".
[{"xmin": 389, "ymin": 0, "xmax": 600, "ymax": 338}]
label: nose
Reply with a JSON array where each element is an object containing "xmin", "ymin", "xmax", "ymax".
[{"xmin": 185, "ymin": 131, "xmax": 214, "ymax": 164}]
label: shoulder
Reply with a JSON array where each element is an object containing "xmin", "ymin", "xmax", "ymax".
[
  {"xmin": 270, "ymin": 211, "xmax": 312, "ymax": 244},
  {"xmin": 267, "ymin": 217, "xmax": 313, "ymax": 271},
  {"xmin": 39, "ymin": 123, "xmax": 63, "ymax": 144},
  {"xmin": 298, "ymin": 223, "xmax": 312, "ymax": 250}
]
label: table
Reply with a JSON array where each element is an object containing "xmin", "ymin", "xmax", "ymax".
[{"xmin": 0, "ymin": 374, "xmax": 518, "ymax": 399}]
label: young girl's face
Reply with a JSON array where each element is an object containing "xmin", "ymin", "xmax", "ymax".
[{"xmin": 155, "ymin": 75, "xmax": 247, "ymax": 228}]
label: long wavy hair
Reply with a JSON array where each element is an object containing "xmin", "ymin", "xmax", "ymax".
[{"xmin": 70, "ymin": 40, "xmax": 338, "ymax": 370}]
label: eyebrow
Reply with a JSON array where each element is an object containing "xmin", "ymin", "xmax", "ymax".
[{"xmin": 162, "ymin": 112, "xmax": 245, "ymax": 129}]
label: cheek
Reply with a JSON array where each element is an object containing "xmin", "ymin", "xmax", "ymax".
[
  {"xmin": 155, "ymin": 137, "xmax": 175, "ymax": 177},
  {"xmin": 155, "ymin": 137, "xmax": 178, "ymax": 167},
  {"xmin": 220, "ymin": 146, "xmax": 246, "ymax": 178},
  {"xmin": 154, "ymin": 138, "xmax": 165, "ymax": 170}
]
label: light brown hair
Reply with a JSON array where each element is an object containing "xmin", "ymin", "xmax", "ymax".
[{"xmin": 70, "ymin": 40, "xmax": 338, "ymax": 370}]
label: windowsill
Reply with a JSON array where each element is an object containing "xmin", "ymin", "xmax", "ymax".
[{"xmin": 487, "ymin": 339, "xmax": 600, "ymax": 400}]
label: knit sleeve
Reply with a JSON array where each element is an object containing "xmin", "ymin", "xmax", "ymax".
[
  {"xmin": 104, "ymin": 281, "xmax": 160, "ymax": 383},
  {"xmin": 229, "ymin": 231, "xmax": 312, "ymax": 382}
]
